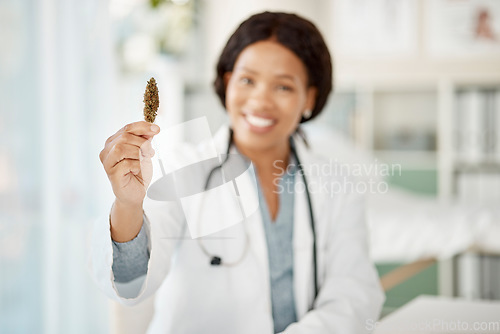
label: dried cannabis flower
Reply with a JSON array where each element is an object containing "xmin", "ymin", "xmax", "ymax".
[{"xmin": 144, "ymin": 77, "xmax": 159, "ymax": 123}]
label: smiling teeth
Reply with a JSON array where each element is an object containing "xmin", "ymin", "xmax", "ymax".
[{"xmin": 246, "ymin": 114, "xmax": 274, "ymax": 128}]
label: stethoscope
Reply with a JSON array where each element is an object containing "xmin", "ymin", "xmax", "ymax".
[{"xmin": 197, "ymin": 128, "xmax": 319, "ymax": 301}]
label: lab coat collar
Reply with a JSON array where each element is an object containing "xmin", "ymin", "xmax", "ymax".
[{"xmin": 210, "ymin": 124, "xmax": 314, "ymax": 163}]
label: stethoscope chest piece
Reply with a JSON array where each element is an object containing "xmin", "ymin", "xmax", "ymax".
[{"xmin": 210, "ymin": 256, "xmax": 222, "ymax": 266}]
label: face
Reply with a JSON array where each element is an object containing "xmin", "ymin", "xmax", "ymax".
[{"xmin": 224, "ymin": 40, "xmax": 316, "ymax": 155}]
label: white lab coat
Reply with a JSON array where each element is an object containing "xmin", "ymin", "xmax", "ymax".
[{"xmin": 89, "ymin": 125, "xmax": 385, "ymax": 334}]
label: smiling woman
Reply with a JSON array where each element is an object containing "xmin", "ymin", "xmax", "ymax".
[
  {"xmin": 223, "ymin": 40, "xmax": 317, "ymax": 220},
  {"xmin": 91, "ymin": 11, "xmax": 384, "ymax": 334},
  {"xmin": 213, "ymin": 12, "xmax": 333, "ymax": 224},
  {"xmin": 224, "ymin": 41, "xmax": 316, "ymax": 150}
]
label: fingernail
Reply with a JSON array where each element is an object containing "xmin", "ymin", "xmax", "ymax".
[{"xmin": 151, "ymin": 124, "xmax": 160, "ymax": 133}]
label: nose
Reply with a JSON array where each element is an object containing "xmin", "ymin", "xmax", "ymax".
[{"xmin": 247, "ymin": 84, "xmax": 273, "ymax": 110}]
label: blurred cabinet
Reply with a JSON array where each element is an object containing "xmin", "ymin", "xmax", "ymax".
[
  {"xmin": 315, "ymin": 78, "xmax": 500, "ymax": 198},
  {"xmin": 314, "ymin": 83, "xmax": 440, "ymax": 195},
  {"xmin": 371, "ymin": 88, "xmax": 438, "ymax": 195},
  {"xmin": 449, "ymin": 85, "xmax": 500, "ymax": 204}
]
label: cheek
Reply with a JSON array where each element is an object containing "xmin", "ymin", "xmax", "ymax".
[
  {"xmin": 279, "ymin": 96, "xmax": 305, "ymax": 118},
  {"xmin": 288, "ymin": 110, "xmax": 304, "ymax": 129},
  {"xmin": 277, "ymin": 97, "xmax": 306, "ymax": 130},
  {"xmin": 225, "ymin": 83, "xmax": 243, "ymax": 110}
]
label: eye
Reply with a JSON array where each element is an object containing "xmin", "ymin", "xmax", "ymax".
[
  {"xmin": 240, "ymin": 77, "xmax": 253, "ymax": 85},
  {"xmin": 277, "ymin": 85, "xmax": 293, "ymax": 92}
]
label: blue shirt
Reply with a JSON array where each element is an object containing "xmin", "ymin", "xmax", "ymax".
[{"xmin": 256, "ymin": 165, "xmax": 297, "ymax": 333}]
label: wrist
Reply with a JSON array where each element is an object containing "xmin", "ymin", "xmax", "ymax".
[
  {"xmin": 113, "ymin": 197, "xmax": 143, "ymax": 213},
  {"xmin": 110, "ymin": 198, "xmax": 144, "ymax": 242}
]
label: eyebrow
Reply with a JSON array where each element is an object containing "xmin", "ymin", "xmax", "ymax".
[
  {"xmin": 236, "ymin": 66, "xmax": 296, "ymax": 81},
  {"xmin": 276, "ymin": 74, "xmax": 295, "ymax": 81},
  {"xmin": 236, "ymin": 66, "xmax": 257, "ymax": 74}
]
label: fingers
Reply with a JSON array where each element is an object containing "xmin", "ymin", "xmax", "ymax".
[
  {"xmin": 100, "ymin": 131, "xmax": 155, "ymax": 164},
  {"xmin": 100, "ymin": 121, "xmax": 159, "ymax": 193},
  {"xmin": 120, "ymin": 159, "xmax": 141, "ymax": 176},
  {"xmin": 139, "ymin": 155, "xmax": 154, "ymax": 185},
  {"xmin": 110, "ymin": 159, "xmax": 146, "ymax": 188},
  {"xmin": 110, "ymin": 159, "xmax": 142, "ymax": 182},
  {"xmin": 125, "ymin": 121, "xmax": 160, "ymax": 136},
  {"xmin": 103, "ymin": 143, "xmax": 136, "ymax": 170},
  {"xmin": 106, "ymin": 121, "xmax": 160, "ymax": 145},
  {"xmin": 100, "ymin": 121, "xmax": 160, "ymax": 205}
]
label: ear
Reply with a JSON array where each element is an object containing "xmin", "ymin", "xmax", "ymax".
[
  {"xmin": 305, "ymin": 86, "xmax": 317, "ymax": 111},
  {"xmin": 223, "ymin": 72, "xmax": 232, "ymax": 89}
]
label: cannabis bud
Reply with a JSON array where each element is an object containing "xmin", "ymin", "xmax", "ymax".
[{"xmin": 144, "ymin": 77, "xmax": 159, "ymax": 123}]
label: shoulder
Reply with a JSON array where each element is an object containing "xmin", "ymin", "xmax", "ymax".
[{"xmin": 296, "ymin": 125, "xmax": 387, "ymax": 198}]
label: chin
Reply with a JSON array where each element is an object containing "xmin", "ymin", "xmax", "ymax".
[{"xmin": 236, "ymin": 131, "xmax": 281, "ymax": 152}]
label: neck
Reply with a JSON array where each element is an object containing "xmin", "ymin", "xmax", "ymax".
[{"xmin": 234, "ymin": 138, "xmax": 290, "ymax": 176}]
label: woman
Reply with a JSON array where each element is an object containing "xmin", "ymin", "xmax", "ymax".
[{"xmin": 92, "ymin": 11, "xmax": 384, "ymax": 334}]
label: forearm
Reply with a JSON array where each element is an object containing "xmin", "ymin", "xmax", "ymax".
[{"xmin": 110, "ymin": 198, "xmax": 144, "ymax": 242}]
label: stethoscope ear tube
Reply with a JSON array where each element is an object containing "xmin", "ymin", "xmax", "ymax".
[{"xmin": 289, "ymin": 136, "xmax": 319, "ymax": 309}]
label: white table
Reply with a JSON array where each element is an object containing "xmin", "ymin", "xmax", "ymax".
[{"xmin": 373, "ymin": 295, "xmax": 500, "ymax": 333}]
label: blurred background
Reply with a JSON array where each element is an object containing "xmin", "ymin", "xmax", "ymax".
[{"xmin": 1, "ymin": 0, "xmax": 500, "ymax": 333}]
